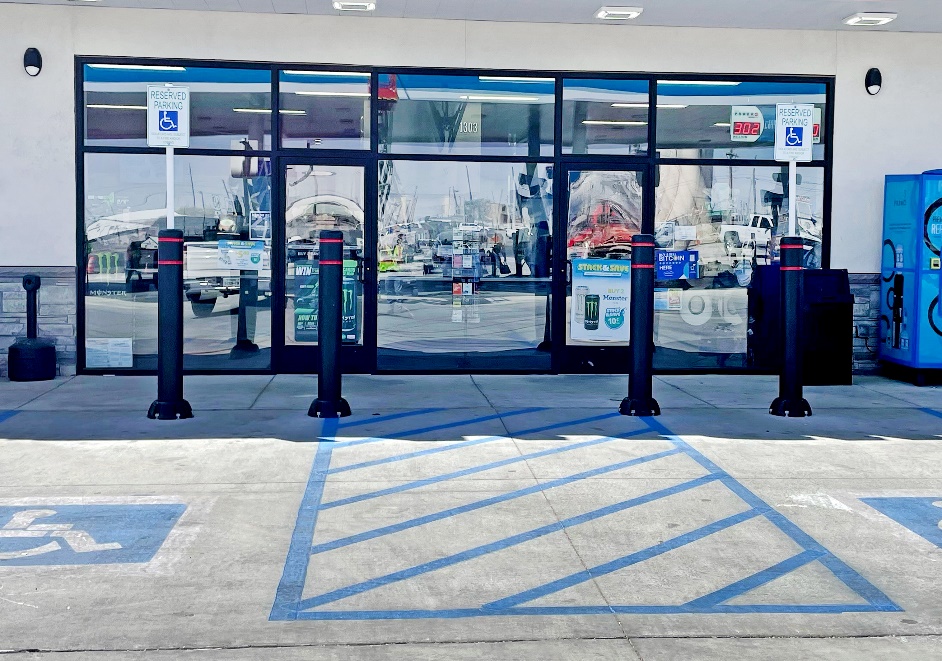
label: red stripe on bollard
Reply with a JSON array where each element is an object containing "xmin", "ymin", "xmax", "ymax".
[
  {"xmin": 780, "ymin": 266, "xmax": 803, "ymax": 271},
  {"xmin": 631, "ymin": 264, "xmax": 655, "ymax": 269},
  {"xmin": 158, "ymin": 237, "xmax": 184, "ymax": 243},
  {"xmin": 320, "ymin": 238, "xmax": 344, "ymax": 243},
  {"xmin": 319, "ymin": 260, "xmax": 343, "ymax": 265},
  {"xmin": 158, "ymin": 260, "xmax": 184, "ymax": 265}
]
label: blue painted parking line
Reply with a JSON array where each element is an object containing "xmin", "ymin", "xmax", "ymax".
[
  {"xmin": 312, "ymin": 446, "xmax": 680, "ymax": 554},
  {"xmin": 270, "ymin": 417, "xmax": 339, "ymax": 621},
  {"xmin": 336, "ymin": 408, "xmax": 449, "ymax": 432},
  {"xmin": 684, "ymin": 549, "xmax": 824, "ymax": 609},
  {"xmin": 298, "ymin": 474, "xmax": 719, "ymax": 610},
  {"xmin": 920, "ymin": 407, "xmax": 942, "ymax": 421},
  {"xmin": 325, "ymin": 407, "xmax": 545, "ymax": 460},
  {"xmin": 0, "ymin": 410, "xmax": 20, "ymax": 424},
  {"xmin": 273, "ymin": 411, "xmax": 901, "ymax": 621},
  {"xmin": 320, "ymin": 412, "xmax": 630, "ymax": 509},
  {"xmin": 485, "ymin": 508, "xmax": 763, "ymax": 610}
]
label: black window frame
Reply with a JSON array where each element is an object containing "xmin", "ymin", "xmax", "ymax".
[{"xmin": 76, "ymin": 55, "xmax": 835, "ymax": 375}]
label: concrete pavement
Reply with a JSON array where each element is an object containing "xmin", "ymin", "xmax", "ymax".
[{"xmin": 0, "ymin": 374, "xmax": 940, "ymax": 658}]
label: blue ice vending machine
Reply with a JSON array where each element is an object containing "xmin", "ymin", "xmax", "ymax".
[{"xmin": 880, "ymin": 172, "xmax": 942, "ymax": 377}]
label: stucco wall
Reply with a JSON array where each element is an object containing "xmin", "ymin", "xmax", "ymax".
[{"xmin": 2, "ymin": 2, "xmax": 940, "ymax": 273}]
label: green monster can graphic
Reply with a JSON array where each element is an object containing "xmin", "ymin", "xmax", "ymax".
[{"xmin": 584, "ymin": 294, "xmax": 600, "ymax": 331}]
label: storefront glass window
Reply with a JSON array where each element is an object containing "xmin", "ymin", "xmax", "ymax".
[
  {"xmin": 84, "ymin": 153, "xmax": 272, "ymax": 370},
  {"xmin": 652, "ymin": 164, "xmax": 824, "ymax": 369},
  {"xmin": 562, "ymin": 79, "xmax": 649, "ymax": 155},
  {"xmin": 83, "ymin": 65, "xmax": 272, "ymax": 149},
  {"xmin": 377, "ymin": 74, "xmax": 555, "ymax": 157},
  {"xmin": 377, "ymin": 160, "xmax": 553, "ymax": 370},
  {"xmin": 279, "ymin": 70, "xmax": 370, "ymax": 149},
  {"xmin": 656, "ymin": 80, "xmax": 827, "ymax": 160}
]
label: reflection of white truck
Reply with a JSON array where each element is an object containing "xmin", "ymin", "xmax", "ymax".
[
  {"xmin": 183, "ymin": 242, "xmax": 271, "ymax": 317},
  {"xmin": 721, "ymin": 215, "xmax": 774, "ymax": 262}
]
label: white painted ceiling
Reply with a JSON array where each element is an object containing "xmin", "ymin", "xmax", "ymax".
[{"xmin": 0, "ymin": 0, "xmax": 931, "ymax": 33}]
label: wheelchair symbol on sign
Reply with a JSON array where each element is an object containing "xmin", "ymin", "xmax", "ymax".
[
  {"xmin": 0, "ymin": 509, "xmax": 121, "ymax": 560},
  {"xmin": 158, "ymin": 111, "xmax": 178, "ymax": 132},
  {"xmin": 785, "ymin": 126, "xmax": 803, "ymax": 147}
]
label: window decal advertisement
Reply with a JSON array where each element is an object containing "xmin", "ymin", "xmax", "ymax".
[
  {"xmin": 294, "ymin": 260, "xmax": 360, "ymax": 343},
  {"xmin": 570, "ymin": 259, "xmax": 631, "ymax": 342},
  {"xmin": 656, "ymin": 250, "xmax": 699, "ymax": 280}
]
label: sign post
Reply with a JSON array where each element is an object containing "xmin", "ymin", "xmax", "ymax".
[
  {"xmin": 147, "ymin": 85, "xmax": 190, "ymax": 228},
  {"xmin": 770, "ymin": 104, "xmax": 814, "ymax": 417}
]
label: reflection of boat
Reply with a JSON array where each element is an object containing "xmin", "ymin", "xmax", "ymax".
[{"xmin": 567, "ymin": 199, "xmax": 640, "ymax": 257}]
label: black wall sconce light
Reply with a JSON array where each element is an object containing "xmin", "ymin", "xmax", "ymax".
[
  {"xmin": 23, "ymin": 48, "xmax": 42, "ymax": 77},
  {"xmin": 865, "ymin": 67, "xmax": 882, "ymax": 95}
]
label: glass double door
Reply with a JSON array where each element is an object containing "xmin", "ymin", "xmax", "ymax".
[{"xmin": 275, "ymin": 160, "xmax": 646, "ymax": 373}]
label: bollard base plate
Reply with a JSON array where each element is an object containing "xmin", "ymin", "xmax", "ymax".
[
  {"xmin": 308, "ymin": 398, "xmax": 352, "ymax": 418},
  {"xmin": 229, "ymin": 340, "xmax": 260, "ymax": 359},
  {"xmin": 147, "ymin": 399, "xmax": 194, "ymax": 421},
  {"xmin": 769, "ymin": 397, "xmax": 812, "ymax": 418},
  {"xmin": 619, "ymin": 397, "xmax": 661, "ymax": 417}
]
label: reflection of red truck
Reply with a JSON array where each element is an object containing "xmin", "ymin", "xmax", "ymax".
[{"xmin": 567, "ymin": 200, "xmax": 640, "ymax": 257}]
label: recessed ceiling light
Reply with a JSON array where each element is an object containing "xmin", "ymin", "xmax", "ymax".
[
  {"xmin": 713, "ymin": 122, "xmax": 731, "ymax": 127},
  {"xmin": 311, "ymin": 170, "xmax": 335, "ymax": 176},
  {"xmin": 295, "ymin": 91, "xmax": 370, "ymax": 97},
  {"xmin": 478, "ymin": 76, "xmax": 554, "ymax": 83},
  {"xmin": 87, "ymin": 104, "xmax": 147, "ymax": 110},
  {"xmin": 612, "ymin": 103, "xmax": 688, "ymax": 109},
  {"xmin": 596, "ymin": 6, "xmax": 643, "ymax": 20},
  {"xmin": 283, "ymin": 70, "xmax": 371, "ymax": 77},
  {"xmin": 582, "ymin": 120, "xmax": 647, "ymax": 126},
  {"xmin": 333, "ymin": 1, "xmax": 376, "ymax": 11},
  {"xmin": 844, "ymin": 12, "xmax": 897, "ymax": 26},
  {"xmin": 662, "ymin": 80, "xmax": 740, "ymax": 86},
  {"xmin": 460, "ymin": 95, "xmax": 540, "ymax": 102},
  {"xmin": 88, "ymin": 64, "xmax": 186, "ymax": 71},
  {"xmin": 233, "ymin": 108, "xmax": 307, "ymax": 115}
]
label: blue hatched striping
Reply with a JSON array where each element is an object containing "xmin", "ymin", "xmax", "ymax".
[
  {"xmin": 272, "ymin": 411, "xmax": 902, "ymax": 620},
  {"xmin": 326, "ymin": 407, "xmax": 546, "ymax": 468},
  {"xmin": 0, "ymin": 410, "xmax": 20, "ymax": 424},
  {"xmin": 269, "ymin": 417, "xmax": 338, "ymax": 621},
  {"xmin": 684, "ymin": 549, "xmax": 825, "ymax": 609},
  {"xmin": 320, "ymin": 412, "xmax": 632, "ymax": 510},
  {"xmin": 920, "ymin": 407, "xmax": 942, "ymax": 421},
  {"xmin": 312, "ymin": 446, "xmax": 681, "ymax": 554},
  {"xmin": 298, "ymin": 474, "xmax": 719, "ymax": 610}
]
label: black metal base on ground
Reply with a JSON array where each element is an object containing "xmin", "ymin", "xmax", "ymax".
[
  {"xmin": 308, "ymin": 398, "xmax": 352, "ymax": 418},
  {"xmin": 147, "ymin": 399, "xmax": 194, "ymax": 420},
  {"xmin": 769, "ymin": 397, "xmax": 812, "ymax": 417},
  {"xmin": 229, "ymin": 340, "xmax": 260, "ymax": 359},
  {"xmin": 8, "ymin": 338, "xmax": 57, "ymax": 382},
  {"xmin": 619, "ymin": 397, "xmax": 661, "ymax": 417}
]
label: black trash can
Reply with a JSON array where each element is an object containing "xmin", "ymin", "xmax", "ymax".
[{"xmin": 748, "ymin": 265, "xmax": 854, "ymax": 385}]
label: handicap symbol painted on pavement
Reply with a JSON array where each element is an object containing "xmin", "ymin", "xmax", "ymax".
[
  {"xmin": 158, "ymin": 111, "xmax": 178, "ymax": 132},
  {"xmin": 862, "ymin": 497, "xmax": 942, "ymax": 549},
  {"xmin": 0, "ymin": 504, "xmax": 185, "ymax": 566},
  {"xmin": 785, "ymin": 126, "xmax": 803, "ymax": 146}
]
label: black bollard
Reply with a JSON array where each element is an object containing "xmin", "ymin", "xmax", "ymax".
[
  {"xmin": 770, "ymin": 236, "xmax": 812, "ymax": 417},
  {"xmin": 620, "ymin": 234, "xmax": 660, "ymax": 416},
  {"xmin": 230, "ymin": 270, "xmax": 260, "ymax": 358},
  {"xmin": 147, "ymin": 229, "xmax": 193, "ymax": 420},
  {"xmin": 308, "ymin": 230, "xmax": 351, "ymax": 418},
  {"xmin": 8, "ymin": 274, "xmax": 56, "ymax": 381}
]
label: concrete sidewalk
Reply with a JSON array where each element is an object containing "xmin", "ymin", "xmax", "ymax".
[{"xmin": 0, "ymin": 374, "xmax": 940, "ymax": 659}]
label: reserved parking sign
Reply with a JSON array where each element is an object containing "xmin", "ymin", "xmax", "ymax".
[{"xmin": 774, "ymin": 103, "xmax": 814, "ymax": 162}]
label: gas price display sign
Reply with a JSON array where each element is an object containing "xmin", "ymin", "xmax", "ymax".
[{"xmin": 730, "ymin": 106, "xmax": 763, "ymax": 143}]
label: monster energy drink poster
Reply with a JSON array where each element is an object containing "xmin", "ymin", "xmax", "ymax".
[
  {"xmin": 570, "ymin": 258, "xmax": 631, "ymax": 341},
  {"xmin": 294, "ymin": 260, "xmax": 360, "ymax": 343}
]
